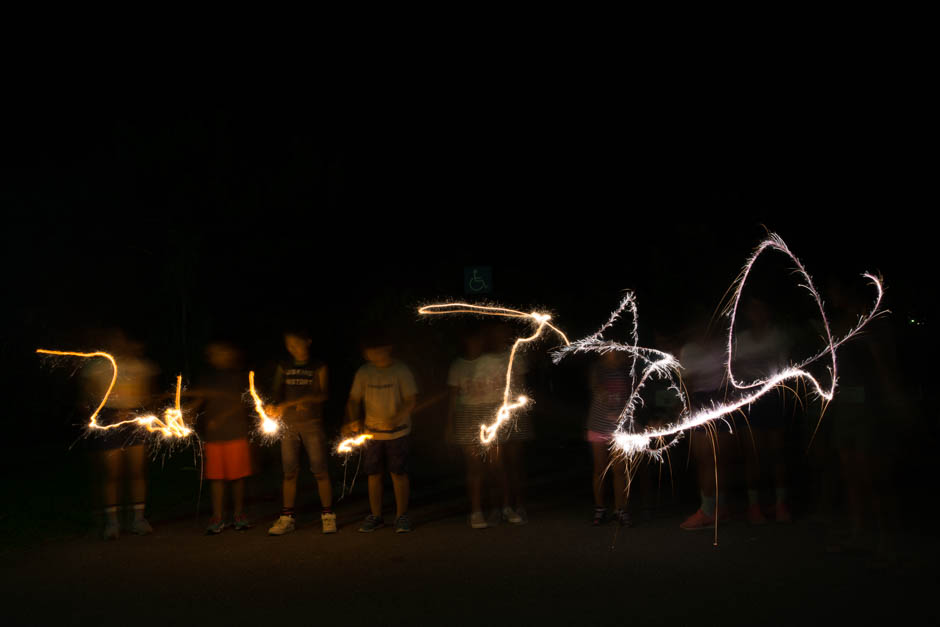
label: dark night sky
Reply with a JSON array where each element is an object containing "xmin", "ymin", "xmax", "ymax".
[{"xmin": 1, "ymin": 100, "xmax": 932, "ymax": 443}]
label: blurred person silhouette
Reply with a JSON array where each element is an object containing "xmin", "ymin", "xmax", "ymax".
[
  {"xmin": 345, "ymin": 329, "xmax": 418, "ymax": 533},
  {"xmin": 586, "ymin": 350, "xmax": 632, "ymax": 527},
  {"xmin": 825, "ymin": 277, "xmax": 905, "ymax": 559},
  {"xmin": 192, "ymin": 341, "xmax": 253, "ymax": 534},
  {"xmin": 447, "ymin": 324, "xmax": 507, "ymax": 528},
  {"xmin": 487, "ymin": 322, "xmax": 529, "ymax": 525},
  {"xmin": 82, "ymin": 328, "xmax": 158, "ymax": 540},
  {"xmin": 265, "ymin": 328, "xmax": 334, "ymax": 536},
  {"xmin": 678, "ymin": 316, "xmax": 733, "ymax": 531},
  {"xmin": 734, "ymin": 297, "xmax": 793, "ymax": 524}
]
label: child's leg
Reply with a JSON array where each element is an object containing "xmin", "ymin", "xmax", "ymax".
[
  {"xmin": 368, "ymin": 475, "xmax": 384, "ymax": 517},
  {"xmin": 390, "ymin": 473, "xmax": 409, "ymax": 518},
  {"xmin": 300, "ymin": 425, "xmax": 332, "ymax": 511},
  {"xmin": 463, "ymin": 446, "xmax": 484, "ymax": 513},
  {"xmin": 612, "ymin": 457, "xmax": 627, "ymax": 511},
  {"xmin": 125, "ymin": 444, "xmax": 148, "ymax": 520},
  {"xmin": 100, "ymin": 449, "xmax": 123, "ymax": 524},
  {"xmin": 232, "ymin": 479, "xmax": 245, "ymax": 517},
  {"xmin": 388, "ymin": 436, "xmax": 411, "ymax": 517},
  {"xmin": 280, "ymin": 432, "xmax": 301, "ymax": 514},
  {"xmin": 591, "ymin": 442, "xmax": 609, "ymax": 508},
  {"xmin": 504, "ymin": 441, "xmax": 526, "ymax": 509},
  {"xmin": 210, "ymin": 479, "xmax": 225, "ymax": 520}
]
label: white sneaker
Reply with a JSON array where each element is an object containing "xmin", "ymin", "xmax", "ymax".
[
  {"xmin": 469, "ymin": 511, "xmax": 488, "ymax": 529},
  {"xmin": 321, "ymin": 512, "xmax": 337, "ymax": 534},
  {"xmin": 268, "ymin": 515, "xmax": 296, "ymax": 536},
  {"xmin": 502, "ymin": 506, "xmax": 524, "ymax": 525}
]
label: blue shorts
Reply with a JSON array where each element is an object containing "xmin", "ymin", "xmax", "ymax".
[{"xmin": 363, "ymin": 435, "xmax": 410, "ymax": 476}]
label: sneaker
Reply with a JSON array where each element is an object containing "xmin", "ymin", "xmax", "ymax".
[
  {"xmin": 268, "ymin": 515, "xmax": 296, "ymax": 536},
  {"xmin": 502, "ymin": 506, "xmax": 524, "ymax": 525},
  {"xmin": 233, "ymin": 514, "xmax": 252, "ymax": 531},
  {"xmin": 103, "ymin": 519, "xmax": 120, "ymax": 540},
  {"xmin": 679, "ymin": 508, "xmax": 715, "ymax": 531},
  {"xmin": 469, "ymin": 511, "xmax": 488, "ymax": 529},
  {"xmin": 358, "ymin": 515, "xmax": 385, "ymax": 532},
  {"xmin": 131, "ymin": 517, "xmax": 153, "ymax": 535},
  {"xmin": 747, "ymin": 504, "xmax": 768, "ymax": 525},
  {"xmin": 614, "ymin": 509, "xmax": 633, "ymax": 527},
  {"xmin": 775, "ymin": 502, "xmax": 792, "ymax": 524},
  {"xmin": 592, "ymin": 506, "xmax": 609, "ymax": 526},
  {"xmin": 321, "ymin": 511, "xmax": 337, "ymax": 534},
  {"xmin": 206, "ymin": 517, "xmax": 225, "ymax": 535},
  {"xmin": 395, "ymin": 514, "xmax": 413, "ymax": 533}
]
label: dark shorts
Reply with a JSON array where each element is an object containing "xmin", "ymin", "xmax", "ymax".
[{"xmin": 363, "ymin": 435, "xmax": 410, "ymax": 476}]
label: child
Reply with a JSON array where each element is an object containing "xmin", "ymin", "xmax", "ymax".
[
  {"xmin": 447, "ymin": 325, "xmax": 505, "ymax": 528},
  {"xmin": 587, "ymin": 351, "xmax": 631, "ymax": 526},
  {"xmin": 266, "ymin": 329, "xmax": 335, "ymax": 535},
  {"xmin": 199, "ymin": 341, "xmax": 253, "ymax": 534},
  {"xmin": 345, "ymin": 331, "xmax": 418, "ymax": 533},
  {"xmin": 83, "ymin": 329, "xmax": 157, "ymax": 540}
]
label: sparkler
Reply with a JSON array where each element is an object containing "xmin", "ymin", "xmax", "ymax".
[
  {"xmin": 337, "ymin": 433, "xmax": 373, "ymax": 453},
  {"xmin": 247, "ymin": 370, "xmax": 280, "ymax": 435},
  {"xmin": 35, "ymin": 349, "xmax": 192, "ymax": 438},
  {"xmin": 553, "ymin": 233, "xmax": 886, "ymax": 460},
  {"xmin": 418, "ymin": 303, "xmax": 570, "ymax": 444}
]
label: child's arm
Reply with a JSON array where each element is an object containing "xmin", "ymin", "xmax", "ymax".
[{"xmin": 343, "ymin": 368, "xmax": 364, "ymax": 434}]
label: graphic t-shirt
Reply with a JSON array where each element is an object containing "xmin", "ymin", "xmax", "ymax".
[
  {"xmin": 272, "ymin": 360, "xmax": 326, "ymax": 424},
  {"xmin": 349, "ymin": 360, "xmax": 418, "ymax": 440}
]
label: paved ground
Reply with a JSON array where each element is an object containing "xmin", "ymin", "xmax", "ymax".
[{"xmin": 3, "ymin": 464, "xmax": 937, "ymax": 627}]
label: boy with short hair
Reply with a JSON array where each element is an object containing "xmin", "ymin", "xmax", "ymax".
[
  {"xmin": 266, "ymin": 329, "xmax": 335, "ymax": 535},
  {"xmin": 345, "ymin": 332, "xmax": 418, "ymax": 533}
]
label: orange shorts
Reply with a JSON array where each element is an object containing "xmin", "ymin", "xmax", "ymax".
[{"xmin": 204, "ymin": 439, "xmax": 252, "ymax": 480}]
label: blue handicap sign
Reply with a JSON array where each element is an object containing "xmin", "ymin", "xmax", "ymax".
[{"xmin": 464, "ymin": 266, "xmax": 493, "ymax": 295}]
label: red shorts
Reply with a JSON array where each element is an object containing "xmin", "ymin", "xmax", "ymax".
[{"xmin": 204, "ymin": 439, "xmax": 252, "ymax": 480}]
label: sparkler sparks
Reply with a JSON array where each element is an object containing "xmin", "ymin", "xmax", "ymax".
[
  {"xmin": 247, "ymin": 371, "xmax": 280, "ymax": 435},
  {"xmin": 337, "ymin": 433, "xmax": 373, "ymax": 453},
  {"xmin": 553, "ymin": 233, "xmax": 886, "ymax": 460},
  {"xmin": 35, "ymin": 349, "xmax": 192, "ymax": 438},
  {"xmin": 418, "ymin": 303, "xmax": 570, "ymax": 444}
]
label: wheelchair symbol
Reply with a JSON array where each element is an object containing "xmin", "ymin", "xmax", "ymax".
[{"xmin": 468, "ymin": 269, "xmax": 489, "ymax": 292}]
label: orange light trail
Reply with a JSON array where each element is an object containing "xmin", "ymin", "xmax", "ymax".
[
  {"xmin": 248, "ymin": 370, "xmax": 280, "ymax": 435},
  {"xmin": 418, "ymin": 303, "xmax": 570, "ymax": 444},
  {"xmin": 337, "ymin": 433, "xmax": 373, "ymax": 453},
  {"xmin": 35, "ymin": 349, "xmax": 191, "ymax": 438}
]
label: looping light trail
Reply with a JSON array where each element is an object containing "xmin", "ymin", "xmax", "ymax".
[
  {"xmin": 418, "ymin": 302, "xmax": 570, "ymax": 444},
  {"xmin": 35, "ymin": 349, "xmax": 192, "ymax": 438},
  {"xmin": 553, "ymin": 233, "xmax": 886, "ymax": 460},
  {"xmin": 248, "ymin": 371, "xmax": 280, "ymax": 435}
]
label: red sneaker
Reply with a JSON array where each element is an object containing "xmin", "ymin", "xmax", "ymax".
[
  {"xmin": 747, "ymin": 504, "xmax": 768, "ymax": 525},
  {"xmin": 680, "ymin": 509, "xmax": 715, "ymax": 531},
  {"xmin": 775, "ymin": 502, "xmax": 792, "ymax": 524}
]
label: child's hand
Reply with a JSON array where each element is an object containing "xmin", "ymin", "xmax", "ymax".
[
  {"xmin": 264, "ymin": 404, "xmax": 280, "ymax": 417},
  {"xmin": 341, "ymin": 421, "xmax": 361, "ymax": 437}
]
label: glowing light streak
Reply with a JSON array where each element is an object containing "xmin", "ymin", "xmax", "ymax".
[
  {"xmin": 552, "ymin": 233, "xmax": 886, "ymax": 460},
  {"xmin": 337, "ymin": 433, "xmax": 373, "ymax": 453},
  {"xmin": 418, "ymin": 303, "xmax": 570, "ymax": 444},
  {"xmin": 35, "ymin": 349, "xmax": 191, "ymax": 438},
  {"xmin": 248, "ymin": 370, "xmax": 280, "ymax": 435}
]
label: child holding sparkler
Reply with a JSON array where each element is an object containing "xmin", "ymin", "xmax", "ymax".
[
  {"xmin": 199, "ymin": 341, "xmax": 253, "ymax": 534},
  {"xmin": 447, "ymin": 325, "xmax": 506, "ymax": 528},
  {"xmin": 266, "ymin": 329, "xmax": 335, "ymax": 535},
  {"xmin": 345, "ymin": 330, "xmax": 418, "ymax": 533}
]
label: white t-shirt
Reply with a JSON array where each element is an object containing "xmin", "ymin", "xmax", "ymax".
[{"xmin": 349, "ymin": 360, "xmax": 418, "ymax": 440}]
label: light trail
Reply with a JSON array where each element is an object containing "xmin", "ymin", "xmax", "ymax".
[
  {"xmin": 248, "ymin": 370, "xmax": 280, "ymax": 435},
  {"xmin": 552, "ymin": 233, "xmax": 886, "ymax": 460},
  {"xmin": 36, "ymin": 349, "xmax": 192, "ymax": 438},
  {"xmin": 337, "ymin": 433, "xmax": 373, "ymax": 453},
  {"xmin": 418, "ymin": 303, "xmax": 570, "ymax": 444}
]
